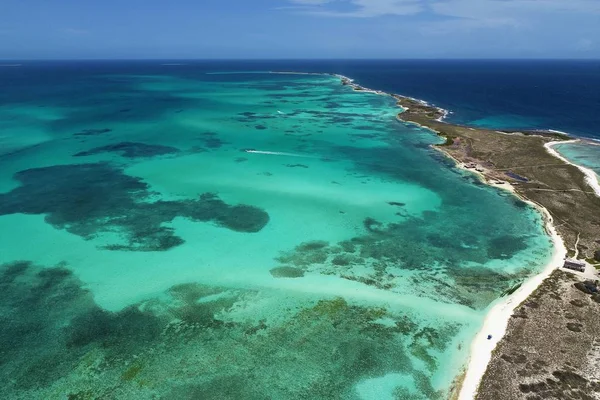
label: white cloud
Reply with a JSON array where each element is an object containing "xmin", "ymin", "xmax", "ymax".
[
  {"xmin": 282, "ymin": 0, "xmax": 600, "ymax": 19},
  {"xmin": 289, "ymin": 0, "xmax": 334, "ymax": 3},
  {"xmin": 284, "ymin": 0, "xmax": 424, "ymax": 17},
  {"xmin": 418, "ymin": 17, "xmax": 519, "ymax": 36},
  {"xmin": 431, "ymin": 0, "xmax": 600, "ymax": 20},
  {"xmin": 421, "ymin": 0, "xmax": 600, "ymax": 34}
]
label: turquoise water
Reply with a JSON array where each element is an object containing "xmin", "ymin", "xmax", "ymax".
[
  {"xmin": 0, "ymin": 66, "xmax": 553, "ymax": 399},
  {"xmin": 553, "ymin": 141, "xmax": 600, "ymax": 179}
]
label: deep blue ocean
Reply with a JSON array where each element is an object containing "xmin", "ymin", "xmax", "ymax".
[
  {"xmin": 2, "ymin": 60, "xmax": 599, "ymax": 138},
  {"xmin": 291, "ymin": 59, "xmax": 600, "ymax": 139}
]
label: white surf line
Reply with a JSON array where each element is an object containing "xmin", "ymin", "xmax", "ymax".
[
  {"xmin": 458, "ymin": 204, "xmax": 567, "ymax": 400},
  {"xmin": 545, "ymin": 140, "xmax": 600, "ymax": 198},
  {"xmin": 205, "ymin": 71, "xmax": 271, "ymax": 75},
  {"xmin": 270, "ymin": 70, "xmax": 452, "ymax": 122},
  {"xmin": 269, "ymin": 71, "xmax": 326, "ymax": 76}
]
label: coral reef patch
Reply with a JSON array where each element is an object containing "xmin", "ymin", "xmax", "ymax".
[
  {"xmin": 0, "ymin": 261, "xmax": 456, "ymax": 400},
  {"xmin": 269, "ymin": 266, "xmax": 305, "ymax": 278},
  {"xmin": 0, "ymin": 163, "xmax": 269, "ymax": 251},
  {"xmin": 73, "ymin": 128, "xmax": 112, "ymax": 136},
  {"xmin": 276, "ymin": 215, "xmax": 532, "ymax": 309},
  {"xmin": 198, "ymin": 132, "xmax": 228, "ymax": 149}
]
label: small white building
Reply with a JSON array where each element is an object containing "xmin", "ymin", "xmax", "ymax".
[{"xmin": 563, "ymin": 258, "xmax": 586, "ymax": 272}]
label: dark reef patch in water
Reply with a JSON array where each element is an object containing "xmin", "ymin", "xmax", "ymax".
[
  {"xmin": 166, "ymin": 376, "xmax": 269, "ymax": 400},
  {"xmin": 0, "ymin": 261, "xmax": 95, "ymax": 390},
  {"xmin": 513, "ymin": 198, "xmax": 529, "ymax": 208},
  {"xmin": 350, "ymin": 133, "xmax": 382, "ymax": 140},
  {"xmin": 275, "ymin": 210, "xmax": 531, "ymax": 308},
  {"xmin": 364, "ymin": 217, "xmax": 385, "ymax": 233},
  {"xmin": 0, "ymin": 261, "xmax": 449, "ymax": 400},
  {"xmin": 354, "ymin": 125, "xmax": 386, "ymax": 132},
  {"xmin": 0, "ymin": 261, "xmax": 172, "ymax": 389},
  {"xmin": 73, "ymin": 128, "xmax": 112, "ymax": 136},
  {"xmin": 0, "ymin": 261, "xmax": 240, "ymax": 396},
  {"xmin": 74, "ymin": 141, "xmax": 180, "ymax": 159},
  {"xmin": 487, "ymin": 235, "xmax": 529, "ymax": 260},
  {"xmin": 198, "ymin": 132, "xmax": 228, "ymax": 149},
  {"xmin": 269, "ymin": 266, "xmax": 305, "ymax": 278},
  {"xmin": 388, "ymin": 201, "xmax": 406, "ymax": 207},
  {"xmin": 284, "ymin": 164, "xmax": 309, "ymax": 169},
  {"xmin": 66, "ymin": 304, "xmax": 164, "ymax": 350},
  {"xmin": 0, "ymin": 163, "xmax": 269, "ymax": 251},
  {"xmin": 297, "ymin": 240, "xmax": 329, "ymax": 251},
  {"xmin": 236, "ymin": 112, "xmax": 276, "ymax": 124}
]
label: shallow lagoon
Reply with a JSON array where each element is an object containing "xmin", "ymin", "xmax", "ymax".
[
  {"xmin": 553, "ymin": 141, "xmax": 600, "ymax": 179},
  {"xmin": 0, "ymin": 66, "xmax": 553, "ymax": 399}
]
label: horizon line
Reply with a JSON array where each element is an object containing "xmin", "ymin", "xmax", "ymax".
[{"xmin": 2, "ymin": 57, "xmax": 600, "ymax": 62}]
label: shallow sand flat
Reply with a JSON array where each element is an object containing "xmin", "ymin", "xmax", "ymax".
[{"xmin": 0, "ymin": 70, "xmax": 555, "ymax": 399}]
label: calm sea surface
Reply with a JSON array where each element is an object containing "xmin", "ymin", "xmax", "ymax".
[{"xmin": 0, "ymin": 61, "xmax": 558, "ymax": 399}]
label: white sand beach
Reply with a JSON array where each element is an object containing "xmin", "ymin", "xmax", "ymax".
[
  {"xmin": 432, "ymin": 142, "xmax": 567, "ymax": 399},
  {"xmin": 274, "ymin": 72, "xmax": 577, "ymax": 400},
  {"xmin": 545, "ymin": 140, "xmax": 600, "ymax": 198},
  {"xmin": 458, "ymin": 138, "xmax": 600, "ymax": 399},
  {"xmin": 457, "ymin": 204, "xmax": 567, "ymax": 400}
]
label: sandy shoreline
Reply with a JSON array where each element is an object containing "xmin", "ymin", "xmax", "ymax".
[
  {"xmin": 331, "ymin": 72, "xmax": 578, "ymax": 399},
  {"xmin": 336, "ymin": 72, "xmax": 600, "ymax": 399},
  {"xmin": 455, "ymin": 177, "xmax": 567, "ymax": 400},
  {"xmin": 402, "ymin": 112, "xmax": 600, "ymax": 399},
  {"xmin": 432, "ymin": 147, "xmax": 567, "ymax": 400},
  {"xmin": 335, "ymin": 75, "xmax": 594, "ymax": 399},
  {"xmin": 458, "ymin": 221, "xmax": 566, "ymax": 400},
  {"xmin": 414, "ymin": 121, "xmax": 600, "ymax": 400},
  {"xmin": 272, "ymin": 70, "xmax": 595, "ymax": 399},
  {"xmin": 545, "ymin": 140, "xmax": 600, "ymax": 197}
]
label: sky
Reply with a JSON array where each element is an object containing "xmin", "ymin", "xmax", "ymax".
[{"xmin": 1, "ymin": 0, "xmax": 599, "ymax": 59}]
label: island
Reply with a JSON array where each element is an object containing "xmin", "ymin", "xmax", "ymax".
[
  {"xmin": 393, "ymin": 93, "xmax": 600, "ymax": 400},
  {"xmin": 340, "ymin": 74, "xmax": 600, "ymax": 400}
]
